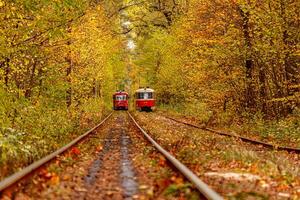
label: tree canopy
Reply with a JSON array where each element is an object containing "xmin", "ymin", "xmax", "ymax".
[{"xmin": 126, "ymin": 0, "xmax": 300, "ymax": 119}]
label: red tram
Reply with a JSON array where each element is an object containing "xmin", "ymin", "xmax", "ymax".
[
  {"xmin": 135, "ymin": 88, "xmax": 155, "ymax": 111},
  {"xmin": 113, "ymin": 91, "xmax": 128, "ymax": 110}
]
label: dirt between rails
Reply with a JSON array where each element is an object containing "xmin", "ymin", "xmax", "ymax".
[
  {"xmin": 133, "ymin": 112, "xmax": 300, "ymax": 200},
  {"xmin": 2, "ymin": 112, "xmax": 201, "ymax": 200}
]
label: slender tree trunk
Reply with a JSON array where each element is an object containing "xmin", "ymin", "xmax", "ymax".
[
  {"xmin": 92, "ymin": 78, "xmax": 97, "ymax": 97},
  {"xmin": 277, "ymin": 0, "xmax": 290, "ymax": 115},
  {"xmin": 66, "ymin": 26, "xmax": 72, "ymax": 107},
  {"xmin": 258, "ymin": 64, "xmax": 267, "ymax": 114},
  {"xmin": 66, "ymin": 56, "xmax": 72, "ymax": 107},
  {"xmin": 25, "ymin": 60, "xmax": 37, "ymax": 98},
  {"xmin": 37, "ymin": 67, "xmax": 44, "ymax": 98},
  {"xmin": 239, "ymin": 6, "xmax": 256, "ymax": 110},
  {"xmin": 4, "ymin": 58, "xmax": 10, "ymax": 88}
]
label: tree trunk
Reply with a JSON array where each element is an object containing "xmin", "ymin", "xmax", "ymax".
[
  {"xmin": 66, "ymin": 57, "xmax": 72, "ymax": 107},
  {"xmin": 239, "ymin": 6, "xmax": 256, "ymax": 110},
  {"xmin": 276, "ymin": 0, "xmax": 291, "ymax": 116},
  {"xmin": 4, "ymin": 58, "xmax": 10, "ymax": 88},
  {"xmin": 66, "ymin": 26, "xmax": 72, "ymax": 107},
  {"xmin": 258, "ymin": 64, "xmax": 267, "ymax": 114},
  {"xmin": 25, "ymin": 60, "xmax": 37, "ymax": 98}
]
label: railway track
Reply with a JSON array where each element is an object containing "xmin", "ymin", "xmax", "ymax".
[
  {"xmin": 164, "ymin": 116, "xmax": 300, "ymax": 153},
  {"xmin": 0, "ymin": 112, "xmax": 113, "ymax": 192},
  {"xmin": 128, "ymin": 112, "xmax": 223, "ymax": 200},
  {"xmin": 0, "ymin": 112, "xmax": 223, "ymax": 200}
]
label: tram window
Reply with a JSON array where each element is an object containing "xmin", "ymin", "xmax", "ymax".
[
  {"xmin": 115, "ymin": 95, "xmax": 126, "ymax": 100},
  {"xmin": 136, "ymin": 92, "xmax": 152, "ymax": 99},
  {"xmin": 136, "ymin": 93, "xmax": 143, "ymax": 99},
  {"xmin": 144, "ymin": 93, "xmax": 149, "ymax": 99},
  {"xmin": 147, "ymin": 92, "xmax": 153, "ymax": 99}
]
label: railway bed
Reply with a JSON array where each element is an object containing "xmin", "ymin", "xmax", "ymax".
[
  {"xmin": 163, "ymin": 115, "xmax": 300, "ymax": 153},
  {"xmin": 133, "ymin": 112, "xmax": 300, "ymax": 199},
  {"xmin": 0, "ymin": 112, "xmax": 222, "ymax": 200},
  {"xmin": 1, "ymin": 111, "xmax": 299, "ymax": 199}
]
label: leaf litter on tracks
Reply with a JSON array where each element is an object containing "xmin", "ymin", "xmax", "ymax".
[
  {"xmin": 133, "ymin": 111, "xmax": 300, "ymax": 199},
  {"xmin": 2, "ymin": 112, "xmax": 203, "ymax": 200}
]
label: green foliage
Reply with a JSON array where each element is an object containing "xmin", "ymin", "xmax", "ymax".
[
  {"xmin": 163, "ymin": 183, "xmax": 196, "ymax": 199},
  {"xmin": 241, "ymin": 109, "xmax": 300, "ymax": 146},
  {"xmin": 159, "ymin": 101, "xmax": 213, "ymax": 124},
  {"xmin": 129, "ymin": 0, "xmax": 299, "ymax": 124},
  {"xmin": 0, "ymin": 0, "xmax": 126, "ymax": 178},
  {"xmin": 230, "ymin": 192, "xmax": 268, "ymax": 200}
]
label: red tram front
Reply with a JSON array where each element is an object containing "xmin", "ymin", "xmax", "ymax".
[
  {"xmin": 113, "ymin": 91, "xmax": 128, "ymax": 110},
  {"xmin": 135, "ymin": 88, "xmax": 155, "ymax": 111}
]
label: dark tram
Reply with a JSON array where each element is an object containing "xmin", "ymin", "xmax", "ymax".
[
  {"xmin": 113, "ymin": 91, "xmax": 129, "ymax": 110},
  {"xmin": 135, "ymin": 87, "xmax": 155, "ymax": 111}
]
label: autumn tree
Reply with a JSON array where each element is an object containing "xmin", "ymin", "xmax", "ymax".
[
  {"xmin": 0, "ymin": 0, "xmax": 127, "ymax": 175},
  {"xmin": 128, "ymin": 0, "xmax": 299, "ymax": 118}
]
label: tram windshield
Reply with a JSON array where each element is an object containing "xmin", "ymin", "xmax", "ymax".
[
  {"xmin": 115, "ymin": 95, "xmax": 127, "ymax": 100},
  {"xmin": 136, "ymin": 92, "xmax": 153, "ymax": 99}
]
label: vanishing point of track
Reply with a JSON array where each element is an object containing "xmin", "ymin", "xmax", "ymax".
[{"xmin": 0, "ymin": 111, "xmax": 223, "ymax": 200}]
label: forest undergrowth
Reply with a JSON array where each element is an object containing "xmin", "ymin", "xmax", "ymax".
[
  {"xmin": 0, "ymin": 0, "xmax": 299, "ymax": 184},
  {"xmin": 158, "ymin": 103, "xmax": 300, "ymax": 148},
  {"xmin": 0, "ymin": 0, "xmax": 126, "ymax": 179},
  {"xmin": 126, "ymin": 0, "xmax": 299, "ymax": 148}
]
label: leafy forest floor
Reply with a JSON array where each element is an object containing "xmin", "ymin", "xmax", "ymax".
[
  {"xmin": 0, "ymin": 106, "xmax": 110, "ymax": 180},
  {"xmin": 158, "ymin": 105, "xmax": 300, "ymax": 149},
  {"xmin": 0, "ymin": 107, "xmax": 299, "ymax": 199},
  {"xmin": 133, "ymin": 110, "xmax": 300, "ymax": 199},
  {"xmin": 2, "ymin": 112, "xmax": 200, "ymax": 200}
]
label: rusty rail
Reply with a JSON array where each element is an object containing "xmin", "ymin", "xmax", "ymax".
[
  {"xmin": 165, "ymin": 116, "xmax": 300, "ymax": 153},
  {"xmin": 0, "ymin": 112, "xmax": 113, "ymax": 192},
  {"xmin": 128, "ymin": 112, "xmax": 223, "ymax": 200}
]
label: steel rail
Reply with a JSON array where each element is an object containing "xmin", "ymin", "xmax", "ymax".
[
  {"xmin": 128, "ymin": 112, "xmax": 223, "ymax": 200},
  {"xmin": 0, "ymin": 112, "xmax": 113, "ymax": 192},
  {"xmin": 165, "ymin": 116, "xmax": 300, "ymax": 153}
]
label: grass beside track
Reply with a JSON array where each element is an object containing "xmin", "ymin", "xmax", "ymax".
[
  {"xmin": 157, "ymin": 106, "xmax": 300, "ymax": 149},
  {"xmin": 133, "ymin": 111, "xmax": 300, "ymax": 199},
  {"xmin": 0, "ymin": 107, "xmax": 110, "ymax": 181}
]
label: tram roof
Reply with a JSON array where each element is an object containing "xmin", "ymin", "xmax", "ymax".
[
  {"xmin": 135, "ymin": 88, "xmax": 154, "ymax": 93},
  {"xmin": 113, "ymin": 91, "xmax": 128, "ymax": 95}
]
